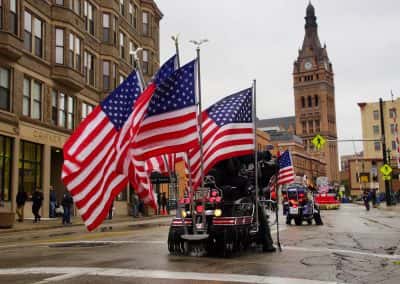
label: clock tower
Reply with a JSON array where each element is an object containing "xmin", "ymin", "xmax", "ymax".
[{"xmin": 293, "ymin": 2, "xmax": 339, "ymax": 182}]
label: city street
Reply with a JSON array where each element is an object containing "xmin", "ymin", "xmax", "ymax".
[{"xmin": 0, "ymin": 204, "xmax": 399, "ymax": 284}]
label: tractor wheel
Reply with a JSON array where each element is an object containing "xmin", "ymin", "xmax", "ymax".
[
  {"xmin": 314, "ymin": 213, "xmax": 323, "ymax": 225},
  {"xmin": 294, "ymin": 217, "xmax": 302, "ymax": 226}
]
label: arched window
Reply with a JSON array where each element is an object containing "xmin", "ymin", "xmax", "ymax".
[
  {"xmin": 301, "ymin": 97, "xmax": 305, "ymax": 108},
  {"xmin": 308, "ymin": 96, "xmax": 312, "ymax": 107},
  {"xmin": 314, "ymin": 95, "xmax": 319, "ymax": 107}
]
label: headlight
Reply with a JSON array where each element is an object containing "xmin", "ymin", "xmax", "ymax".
[
  {"xmin": 181, "ymin": 210, "xmax": 187, "ymax": 218},
  {"xmin": 214, "ymin": 209, "xmax": 222, "ymax": 217}
]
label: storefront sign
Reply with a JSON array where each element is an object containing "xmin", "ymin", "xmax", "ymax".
[{"xmin": 20, "ymin": 125, "xmax": 68, "ymax": 148}]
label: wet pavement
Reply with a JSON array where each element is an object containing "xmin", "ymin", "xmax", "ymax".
[{"xmin": 0, "ymin": 204, "xmax": 399, "ymax": 283}]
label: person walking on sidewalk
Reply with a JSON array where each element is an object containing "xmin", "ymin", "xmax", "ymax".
[
  {"xmin": 62, "ymin": 191, "xmax": 73, "ymax": 225},
  {"xmin": 362, "ymin": 189, "xmax": 370, "ymax": 211},
  {"xmin": 16, "ymin": 187, "xmax": 27, "ymax": 222},
  {"xmin": 161, "ymin": 192, "xmax": 168, "ymax": 215},
  {"xmin": 49, "ymin": 187, "xmax": 57, "ymax": 218},
  {"xmin": 32, "ymin": 189, "xmax": 43, "ymax": 223}
]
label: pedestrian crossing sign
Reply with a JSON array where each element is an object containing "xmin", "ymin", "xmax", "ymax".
[
  {"xmin": 380, "ymin": 164, "xmax": 392, "ymax": 176},
  {"xmin": 312, "ymin": 134, "xmax": 326, "ymax": 150}
]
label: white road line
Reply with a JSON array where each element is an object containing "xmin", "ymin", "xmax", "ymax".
[
  {"xmin": 33, "ymin": 272, "xmax": 87, "ymax": 284},
  {"xmin": 283, "ymin": 246, "xmax": 400, "ymax": 260},
  {"xmin": 0, "ymin": 267, "xmax": 340, "ymax": 284}
]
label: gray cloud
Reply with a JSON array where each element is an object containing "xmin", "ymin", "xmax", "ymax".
[{"xmin": 156, "ymin": 0, "xmax": 400, "ymax": 156}]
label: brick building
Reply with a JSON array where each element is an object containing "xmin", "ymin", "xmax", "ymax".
[
  {"xmin": 0, "ymin": 0, "xmax": 162, "ymax": 218},
  {"xmin": 293, "ymin": 2, "xmax": 339, "ymax": 182}
]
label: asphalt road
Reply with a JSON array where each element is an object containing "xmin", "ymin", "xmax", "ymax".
[{"xmin": 0, "ymin": 204, "xmax": 399, "ymax": 284}]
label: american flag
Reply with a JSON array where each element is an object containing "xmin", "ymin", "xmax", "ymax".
[
  {"xmin": 62, "ymin": 70, "xmax": 152, "ymax": 231},
  {"xmin": 130, "ymin": 59, "xmax": 198, "ymax": 161},
  {"xmin": 145, "ymin": 154, "xmax": 176, "ymax": 174},
  {"xmin": 188, "ymin": 88, "xmax": 254, "ymax": 189},
  {"xmin": 277, "ymin": 150, "xmax": 295, "ymax": 185},
  {"xmin": 125, "ymin": 59, "xmax": 198, "ymax": 209}
]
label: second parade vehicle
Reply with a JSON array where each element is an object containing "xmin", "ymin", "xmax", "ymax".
[{"xmin": 282, "ymin": 183, "xmax": 323, "ymax": 226}]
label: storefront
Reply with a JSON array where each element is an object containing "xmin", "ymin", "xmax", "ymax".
[{"xmin": 0, "ymin": 134, "xmax": 12, "ymax": 204}]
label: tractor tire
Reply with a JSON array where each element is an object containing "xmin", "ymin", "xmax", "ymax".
[
  {"xmin": 294, "ymin": 217, "xmax": 302, "ymax": 226},
  {"xmin": 314, "ymin": 213, "xmax": 323, "ymax": 225}
]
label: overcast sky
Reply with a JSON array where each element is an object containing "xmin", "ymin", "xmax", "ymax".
[{"xmin": 156, "ymin": 0, "xmax": 400, "ymax": 157}]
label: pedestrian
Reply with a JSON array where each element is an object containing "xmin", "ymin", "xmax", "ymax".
[
  {"xmin": 108, "ymin": 201, "xmax": 114, "ymax": 220},
  {"xmin": 32, "ymin": 188, "xmax": 44, "ymax": 223},
  {"xmin": 362, "ymin": 189, "xmax": 370, "ymax": 211},
  {"xmin": 61, "ymin": 191, "xmax": 73, "ymax": 225},
  {"xmin": 49, "ymin": 187, "xmax": 57, "ymax": 218},
  {"xmin": 131, "ymin": 193, "xmax": 139, "ymax": 218},
  {"xmin": 16, "ymin": 187, "xmax": 28, "ymax": 222},
  {"xmin": 371, "ymin": 188, "xmax": 377, "ymax": 208},
  {"xmin": 161, "ymin": 192, "xmax": 168, "ymax": 215}
]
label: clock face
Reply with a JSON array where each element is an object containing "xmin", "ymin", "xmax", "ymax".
[{"xmin": 304, "ymin": 61, "xmax": 312, "ymax": 70}]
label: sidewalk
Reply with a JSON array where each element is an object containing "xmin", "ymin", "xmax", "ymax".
[
  {"xmin": 354, "ymin": 200, "xmax": 400, "ymax": 212},
  {"xmin": 0, "ymin": 213, "xmax": 174, "ymax": 234}
]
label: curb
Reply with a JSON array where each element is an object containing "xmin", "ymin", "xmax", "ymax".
[{"xmin": 0, "ymin": 215, "xmax": 173, "ymax": 234}]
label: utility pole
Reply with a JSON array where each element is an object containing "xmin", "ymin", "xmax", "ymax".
[{"xmin": 379, "ymin": 98, "xmax": 393, "ymax": 206}]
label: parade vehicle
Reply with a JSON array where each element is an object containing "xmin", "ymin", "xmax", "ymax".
[
  {"xmin": 168, "ymin": 155, "xmax": 276, "ymax": 257},
  {"xmin": 282, "ymin": 183, "xmax": 323, "ymax": 226}
]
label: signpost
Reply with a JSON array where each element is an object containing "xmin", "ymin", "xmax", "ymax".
[{"xmin": 312, "ymin": 134, "xmax": 326, "ymax": 150}]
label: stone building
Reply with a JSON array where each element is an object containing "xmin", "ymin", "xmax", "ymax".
[
  {"xmin": 0, "ymin": 0, "xmax": 162, "ymax": 218},
  {"xmin": 293, "ymin": 2, "xmax": 339, "ymax": 182}
]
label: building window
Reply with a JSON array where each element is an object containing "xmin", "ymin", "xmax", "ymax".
[
  {"xmin": 314, "ymin": 95, "xmax": 319, "ymax": 107},
  {"xmin": 55, "ymin": 0, "xmax": 64, "ymax": 5},
  {"xmin": 70, "ymin": 0, "xmax": 81, "ymax": 15},
  {"xmin": 24, "ymin": 11, "xmax": 43, "ymax": 58},
  {"xmin": 129, "ymin": 41, "xmax": 137, "ymax": 66},
  {"xmin": 9, "ymin": 0, "xmax": 17, "ymax": 35},
  {"xmin": 374, "ymin": 141, "xmax": 381, "ymax": 151},
  {"xmin": 315, "ymin": 119, "xmax": 320, "ymax": 132},
  {"xmin": 51, "ymin": 90, "xmax": 75, "ymax": 129},
  {"xmin": 103, "ymin": 60, "xmax": 110, "ymax": 90},
  {"xmin": 23, "ymin": 77, "xmax": 42, "ymax": 120},
  {"xmin": 302, "ymin": 121, "xmax": 307, "ymax": 134},
  {"xmin": 120, "ymin": 0, "xmax": 125, "ymax": 16},
  {"xmin": 142, "ymin": 49, "xmax": 149, "ymax": 74},
  {"xmin": 0, "ymin": 67, "xmax": 10, "ymax": 111},
  {"xmin": 142, "ymin": 11, "xmax": 149, "ymax": 36},
  {"xmin": 84, "ymin": 51, "xmax": 95, "ymax": 86},
  {"xmin": 55, "ymin": 28, "xmax": 64, "ymax": 64},
  {"xmin": 301, "ymin": 96, "xmax": 305, "ymax": 108},
  {"xmin": 119, "ymin": 31, "xmax": 125, "ymax": 59},
  {"xmin": 308, "ymin": 120, "xmax": 314, "ymax": 134},
  {"xmin": 0, "ymin": 135, "xmax": 12, "ymax": 201},
  {"xmin": 0, "ymin": 0, "xmax": 2, "ymax": 29},
  {"xmin": 19, "ymin": 140, "xmax": 42, "ymax": 198},
  {"xmin": 389, "ymin": 108, "xmax": 397, "ymax": 119},
  {"xmin": 392, "ymin": 140, "xmax": 397, "ymax": 151},
  {"xmin": 373, "ymin": 125, "xmax": 379, "ymax": 135},
  {"xmin": 84, "ymin": 1, "xmax": 94, "ymax": 35},
  {"xmin": 81, "ymin": 102, "xmax": 93, "ymax": 121},
  {"xmin": 307, "ymin": 96, "xmax": 312, "ymax": 107},
  {"xmin": 390, "ymin": 124, "xmax": 396, "ymax": 135},
  {"xmin": 102, "ymin": 13, "xmax": 110, "ymax": 42},
  {"xmin": 373, "ymin": 110, "xmax": 379, "ymax": 120},
  {"xmin": 112, "ymin": 63, "xmax": 117, "ymax": 89},
  {"xmin": 68, "ymin": 33, "xmax": 81, "ymax": 70},
  {"xmin": 129, "ymin": 2, "xmax": 136, "ymax": 27},
  {"xmin": 112, "ymin": 16, "xmax": 117, "ymax": 46}
]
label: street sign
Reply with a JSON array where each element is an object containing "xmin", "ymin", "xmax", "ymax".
[
  {"xmin": 380, "ymin": 164, "xmax": 392, "ymax": 176},
  {"xmin": 312, "ymin": 134, "xmax": 326, "ymax": 150},
  {"xmin": 383, "ymin": 175, "xmax": 392, "ymax": 181}
]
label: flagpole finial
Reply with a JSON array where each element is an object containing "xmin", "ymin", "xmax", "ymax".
[
  {"xmin": 130, "ymin": 47, "xmax": 143, "ymax": 61},
  {"xmin": 189, "ymin": 39, "xmax": 209, "ymax": 49}
]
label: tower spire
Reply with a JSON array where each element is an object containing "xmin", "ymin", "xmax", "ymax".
[{"xmin": 305, "ymin": 1, "xmax": 317, "ymax": 29}]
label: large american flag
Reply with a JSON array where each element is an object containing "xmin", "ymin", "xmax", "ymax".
[
  {"xmin": 130, "ymin": 59, "xmax": 198, "ymax": 161},
  {"xmin": 145, "ymin": 154, "xmax": 176, "ymax": 174},
  {"xmin": 125, "ymin": 59, "xmax": 198, "ymax": 209},
  {"xmin": 188, "ymin": 88, "xmax": 254, "ymax": 189},
  {"xmin": 62, "ymin": 70, "xmax": 152, "ymax": 231},
  {"xmin": 277, "ymin": 150, "xmax": 295, "ymax": 185}
]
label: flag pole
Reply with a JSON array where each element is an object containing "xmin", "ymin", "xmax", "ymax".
[
  {"xmin": 274, "ymin": 160, "xmax": 282, "ymax": 252},
  {"xmin": 190, "ymin": 39, "xmax": 208, "ymax": 234},
  {"xmin": 130, "ymin": 47, "xmax": 146, "ymax": 88},
  {"xmin": 171, "ymin": 34, "xmax": 186, "ymax": 220},
  {"xmin": 253, "ymin": 79, "xmax": 259, "ymax": 230}
]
